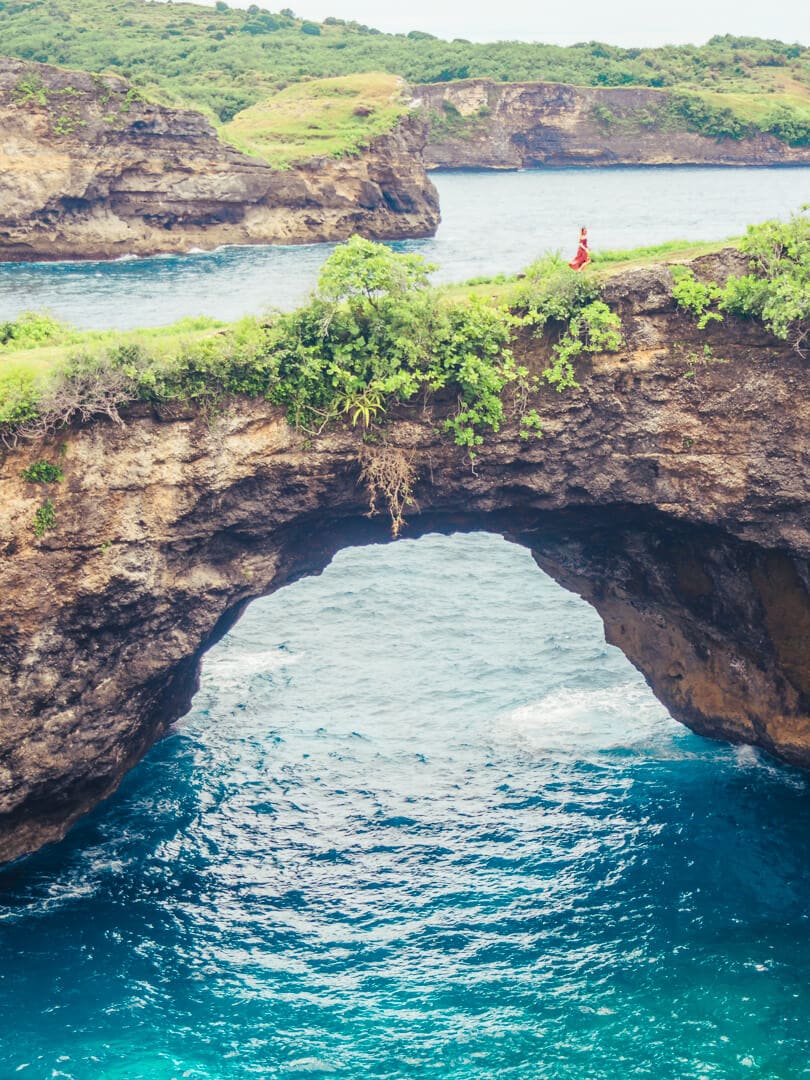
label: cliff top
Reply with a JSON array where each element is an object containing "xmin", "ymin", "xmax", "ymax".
[
  {"xmin": 0, "ymin": 235, "xmax": 730, "ymax": 392},
  {"xmin": 0, "ymin": 57, "xmax": 414, "ymax": 169},
  {"xmin": 220, "ymin": 73, "xmax": 410, "ymax": 168},
  {"xmin": 3, "ymin": 216, "xmax": 807, "ymax": 452}
]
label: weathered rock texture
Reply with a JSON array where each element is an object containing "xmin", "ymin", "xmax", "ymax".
[
  {"xmin": 413, "ymin": 79, "xmax": 810, "ymax": 168},
  {"xmin": 2, "ymin": 252, "xmax": 810, "ymax": 864},
  {"xmin": 0, "ymin": 58, "xmax": 440, "ymax": 261}
]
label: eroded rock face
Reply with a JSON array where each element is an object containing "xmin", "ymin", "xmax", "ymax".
[
  {"xmin": 2, "ymin": 254, "xmax": 810, "ymax": 863},
  {"xmin": 0, "ymin": 58, "xmax": 440, "ymax": 261},
  {"xmin": 413, "ymin": 80, "xmax": 810, "ymax": 168}
]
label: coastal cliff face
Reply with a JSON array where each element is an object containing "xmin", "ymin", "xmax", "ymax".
[
  {"xmin": 0, "ymin": 58, "xmax": 440, "ymax": 261},
  {"xmin": 2, "ymin": 253, "xmax": 810, "ymax": 864},
  {"xmin": 413, "ymin": 80, "xmax": 810, "ymax": 168}
]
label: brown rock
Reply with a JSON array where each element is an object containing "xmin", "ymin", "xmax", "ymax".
[{"xmin": 413, "ymin": 79, "xmax": 810, "ymax": 169}]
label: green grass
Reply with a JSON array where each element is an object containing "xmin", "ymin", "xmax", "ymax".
[
  {"xmin": 590, "ymin": 238, "xmax": 733, "ymax": 268},
  {"xmin": 220, "ymin": 73, "xmax": 409, "ymax": 168},
  {"xmin": 2, "ymin": 220, "xmax": 803, "ymax": 448},
  {"xmin": 0, "ymin": 315, "xmax": 225, "ymax": 425},
  {"xmin": 439, "ymin": 238, "xmax": 738, "ymax": 305},
  {"xmin": 0, "ymin": 239, "xmax": 739, "ymax": 407}
]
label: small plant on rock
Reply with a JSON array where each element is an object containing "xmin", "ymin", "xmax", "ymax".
[
  {"xmin": 20, "ymin": 460, "xmax": 64, "ymax": 484},
  {"xmin": 33, "ymin": 498, "xmax": 56, "ymax": 537}
]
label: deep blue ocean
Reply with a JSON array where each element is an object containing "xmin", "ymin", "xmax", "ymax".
[{"xmin": 2, "ymin": 170, "xmax": 810, "ymax": 1079}]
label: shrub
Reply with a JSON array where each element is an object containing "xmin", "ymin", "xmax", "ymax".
[
  {"xmin": 671, "ymin": 266, "xmax": 724, "ymax": 327},
  {"xmin": 721, "ymin": 211, "xmax": 810, "ymax": 356},
  {"xmin": 0, "ymin": 311, "xmax": 71, "ymax": 350},
  {"xmin": 512, "ymin": 256, "xmax": 600, "ymax": 326},
  {"xmin": 20, "ymin": 460, "xmax": 64, "ymax": 483},
  {"xmin": 544, "ymin": 300, "xmax": 623, "ymax": 391},
  {"xmin": 33, "ymin": 498, "xmax": 56, "ymax": 537},
  {"xmin": 669, "ymin": 212, "xmax": 810, "ymax": 357}
]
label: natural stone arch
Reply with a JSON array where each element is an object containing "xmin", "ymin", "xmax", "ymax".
[{"xmin": 2, "ymin": 264, "xmax": 810, "ymax": 864}]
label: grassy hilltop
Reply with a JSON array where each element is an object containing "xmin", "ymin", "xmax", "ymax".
[
  {"xmin": 220, "ymin": 72, "xmax": 409, "ymax": 168},
  {"xmin": 1, "ymin": 0, "xmax": 809, "ymax": 145}
]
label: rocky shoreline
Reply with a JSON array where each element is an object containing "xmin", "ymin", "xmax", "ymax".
[
  {"xmin": 2, "ymin": 57, "xmax": 809, "ymax": 263},
  {"xmin": 414, "ymin": 79, "xmax": 810, "ymax": 169}
]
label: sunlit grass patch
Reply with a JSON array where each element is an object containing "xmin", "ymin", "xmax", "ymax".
[
  {"xmin": 0, "ymin": 315, "xmax": 227, "ymax": 427},
  {"xmin": 590, "ymin": 238, "xmax": 734, "ymax": 270},
  {"xmin": 220, "ymin": 73, "xmax": 409, "ymax": 168}
]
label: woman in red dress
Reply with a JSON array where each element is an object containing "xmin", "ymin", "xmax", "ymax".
[{"xmin": 568, "ymin": 227, "xmax": 590, "ymax": 271}]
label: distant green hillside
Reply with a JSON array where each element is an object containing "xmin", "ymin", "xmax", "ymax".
[{"xmin": 1, "ymin": 0, "xmax": 809, "ymax": 142}]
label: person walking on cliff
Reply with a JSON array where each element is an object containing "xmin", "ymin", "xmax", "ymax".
[{"xmin": 568, "ymin": 227, "xmax": 590, "ymax": 271}]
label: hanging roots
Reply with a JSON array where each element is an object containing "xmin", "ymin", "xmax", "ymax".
[{"xmin": 358, "ymin": 445, "xmax": 418, "ymax": 538}]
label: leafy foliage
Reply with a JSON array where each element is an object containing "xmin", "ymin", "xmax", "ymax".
[
  {"xmin": 722, "ymin": 212, "xmax": 810, "ymax": 355},
  {"xmin": 672, "ymin": 212, "xmax": 810, "ymax": 355},
  {"xmin": 0, "ymin": 240, "xmax": 623, "ymax": 458},
  {"xmin": 20, "ymin": 459, "xmax": 64, "ymax": 483},
  {"xmin": 672, "ymin": 266, "xmax": 724, "ymax": 327},
  {"xmin": 511, "ymin": 257, "xmax": 622, "ymax": 390},
  {"xmin": 543, "ymin": 302, "xmax": 623, "ymax": 391},
  {"xmin": 264, "ymin": 237, "xmax": 521, "ymax": 453},
  {"xmin": 0, "ymin": 311, "xmax": 73, "ymax": 350},
  {"xmin": 33, "ymin": 498, "xmax": 56, "ymax": 537}
]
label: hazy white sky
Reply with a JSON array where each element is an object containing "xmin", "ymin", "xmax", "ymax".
[{"xmin": 181, "ymin": 0, "xmax": 809, "ymax": 45}]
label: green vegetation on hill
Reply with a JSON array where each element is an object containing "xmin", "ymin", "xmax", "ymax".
[
  {"xmin": 672, "ymin": 211, "xmax": 810, "ymax": 355},
  {"xmin": 220, "ymin": 73, "xmax": 408, "ymax": 166},
  {"xmin": 1, "ymin": 0, "xmax": 809, "ymax": 141}
]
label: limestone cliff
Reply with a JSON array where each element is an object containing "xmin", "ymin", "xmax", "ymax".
[
  {"xmin": 0, "ymin": 58, "xmax": 440, "ymax": 261},
  {"xmin": 2, "ymin": 252, "xmax": 810, "ymax": 864},
  {"xmin": 413, "ymin": 80, "xmax": 810, "ymax": 168}
]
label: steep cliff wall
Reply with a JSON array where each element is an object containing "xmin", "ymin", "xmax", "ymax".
[
  {"xmin": 413, "ymin": 80, "xmax": 810, "ymax": 168},
  {"xmin": 2, "ymin": 253, "xmax": 810, "ymax": 864},
  {"xmin": 0, "ymin": 58, "xmax": 440, "ymax": 261}
]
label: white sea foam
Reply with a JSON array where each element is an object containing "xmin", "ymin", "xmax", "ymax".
[
  {"xmin": 495, "ymin": 681, "xmax": 673, "ymax": 753},
  {"xmin": 205, "ymin": 647, "xmax": 300, "ymax": 687}
]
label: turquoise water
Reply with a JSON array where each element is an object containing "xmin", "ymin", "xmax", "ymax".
[
  {"xmin": 1, "ymin": 166, "xmax": 809, "ymax": 328},
  {"xmin": 2, "ymin": 535, "xmax": 810, "ymax": 1079},
  {"xmin": 3, "ymin": 170, "xmax": 810, "ymax": 1077}
]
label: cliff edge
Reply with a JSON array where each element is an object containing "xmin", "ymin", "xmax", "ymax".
[{"xmin": 414, "ymin": 79, "xmax": 810, "ymax": 168}]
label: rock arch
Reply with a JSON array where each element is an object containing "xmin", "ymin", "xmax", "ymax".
[{"xmin": 2, "ymin": 264, "xmax": 810, "ymax": 864}]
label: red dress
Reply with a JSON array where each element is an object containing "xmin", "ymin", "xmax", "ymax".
[{"xmin": 569, "ymin": 233, "xmax": 590, "ymax": 271}]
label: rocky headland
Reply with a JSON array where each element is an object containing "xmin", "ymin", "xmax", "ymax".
[
  {"xmin": 414, "ymin": 79, "xmax": 810, "ymax": 169},
  {"xmin": 0, "ymin": 58, "xmax": 440, "ymax": 261},
  {"xmin": 2, "ymin": 251, "xmax": 810, "ymax": 863}
]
